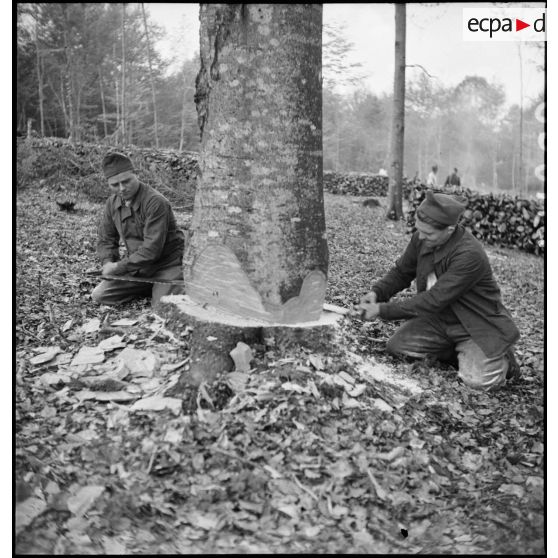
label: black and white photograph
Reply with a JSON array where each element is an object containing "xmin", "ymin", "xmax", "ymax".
[{"xmin": 15, "ymin": 2, "xmax": 547, "ymax": 554}]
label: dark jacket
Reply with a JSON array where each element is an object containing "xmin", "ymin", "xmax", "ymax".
[
  {"xmin": 371, "ymin": 225, "xmax": 519, "ymax": 358},
  {"xmin": 97, "ymin": 182, "xmax": 184, "ymax": 276},
  {"xmin": 445, "ymin": 172, "xmax": 461, "ymax": 187}
]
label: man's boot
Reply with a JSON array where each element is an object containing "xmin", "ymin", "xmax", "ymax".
[{"xmin": 505, "ymin": 348, "xmax": 521, "ymax": 382}]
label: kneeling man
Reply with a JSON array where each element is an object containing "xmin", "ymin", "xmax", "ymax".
[
  {"xmin": 92, "ymin": 152, "xmax": 185, "ymax": 306},
  {"xmin": 358, "ymin": 191, "xmax": 520, "ymax": 390}
]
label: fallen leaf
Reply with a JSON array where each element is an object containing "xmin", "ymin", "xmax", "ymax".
[
  {"xmin": 98, "ymin": 335, "xmax": 126, "ymax": 351},
  {"xmin": 276, "ymin": 503, "xmax": 300, "ymax": 521},
  {"xmin": 308, "ymin": 354, "xmax": 324, "ymax": 370},
  {"xmin": 29, "ymin": 346, "xmax": 61, "ymax": 365},
  {"xmin": 40, "ymin": 372, "xmax": 72, "ymax": 386},
  {"xmin": 80, "ymin": 318, "xmax": 101, "ymax": 333},
  {"xmin": 74, "ymin": 390, "xmax": 136, "ymax": 403},
  {"xmin": 225, "ymin": 372, "xmax": 250, "ymax": 392},
  {"xmin": 130, "ymin": 396, "xmax": 182, "ymax": 415},
  {"xmin": 187, "ymin": 511, "xmax": 220, "ymax": 530},
  {"xmin": 15, "ymin": 496, "xmax": 47, "ymax": 534},
  {"xmin": 71, "ymin": 346, "xmax": 105, "ymax": 366},
  {"xmin": 229, "ymin": 342, "xmax": 253, "ymax": 372},
  {"xmin": 372, "ymin": 398, "xmax": 393, "ymax": 412},
  {"xmin": 102, "ymin": 536, "xmax": 127, "ymax": 554},
  {"xmin": 67, "ymin": 485, "xmax": 105, "ymax": 517},
  {"xmin": 348, "ymin": 383, "xmax": 367, "ymax": 397},
  {"xmin": 498, "ymin": 483, "xmax": 525, "ymax": 498},
  {"xmin": 40, "ymin": 406, "xmax": 57, "ymax": 418},
  {"xmin": 110, "ymin": 318, "xmax": 138, "ymax": 327},
  {"xmin": 117, "ymin": 347, "xmax": 159, "ymax": 377}
]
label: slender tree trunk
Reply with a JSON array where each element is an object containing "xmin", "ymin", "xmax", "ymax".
[
  {"xmin": 59, "ymin": 77, "xmax": 69, "ymax": 134},
  {"xmin": 141, "ymin": 3, "xmax": 159, "ymax": 148},
  {"xmin": 172, "ymin": 4, "xmax": 328, "ymax": 385},
  {"xmin": 114, "ymin": 75, "xmax": 120, "ymax": 144},
  {"xmin": 518, "ymin": 43, "xmax": 524, "ymax": 196},
  {"xmin": 386, "ymin": 3, "xmax": 406, "ymax": 220},
  {"xmin": 34, "ymin": 24, "xmax": 45, "ymax": 137},
  {"xmin": 61, "ymin": 5, "xmax": 77, "ymax": 142},
  {"xmin": 121, "ymin": 3, "xmax": 127, "ymax": 145},
  {"xmin": 179, "ymin": 66, "xmax": 189, "ymax": 152},
  {"xmin": 99, "ymin": 66, "xmax": 108, "ymax": 139}
]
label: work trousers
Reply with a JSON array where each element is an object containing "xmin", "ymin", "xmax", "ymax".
[
  {"xmin": 386, "ymin": 316, "xmax": 511, "ymax": 390},
  {"xmin": 91, "ymin": 265, "xmax": 184, "ymax": 307}
]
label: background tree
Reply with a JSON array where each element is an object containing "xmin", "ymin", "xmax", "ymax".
[{"xmin": 386, "ymin": 3, "xmax": 406, "ymax": 220}]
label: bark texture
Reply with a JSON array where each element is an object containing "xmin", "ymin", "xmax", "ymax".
[{"xmin": 188, "ymin": 4, "xmax": 328, "ymax": 324}]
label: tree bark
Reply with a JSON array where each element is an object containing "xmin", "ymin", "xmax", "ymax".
[
  {"xmin": 386, "ymin": 3, "xmax": 406, "ymax": 220},
  {"xmin": 141, "ymin": 3, "xmax": 159, "ymax": 148},
  {"xmin": 167, "ymin": 4, "xmax": 329, "ymax": 385}
]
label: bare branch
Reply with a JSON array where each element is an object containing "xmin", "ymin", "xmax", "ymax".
[{"xmin": 406, "ymin": 64, "xmax": 437, "ymax": 79}]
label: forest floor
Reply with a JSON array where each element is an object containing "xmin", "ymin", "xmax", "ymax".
[{"xmin": 15, "ymin": 187, "xmax": 545, "ymax": 554}]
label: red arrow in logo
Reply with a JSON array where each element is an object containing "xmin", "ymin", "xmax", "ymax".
[{"xmin": 516, "ymin": 18, "xmax": 530, "ymax": 31}]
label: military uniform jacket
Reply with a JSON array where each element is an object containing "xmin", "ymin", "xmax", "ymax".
[
  {"xmin": 97, "ymin": 182, "xmax": 184, "ymax": 276},
  {"xmin": 371, "ymin": 225, "xmax": 520, "ymax": 358}
]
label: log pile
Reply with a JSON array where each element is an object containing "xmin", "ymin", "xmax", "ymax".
[
  {"xmin": 16, "ymin": 137, "xmax": 199, "ymax": 209},
  {"xmin": 323, "ymin": 171, "xmax": 390, "ymax": 197},
  {"xmin": 406, "ymin": 185, "xmax": 545, "ymax": 256}
]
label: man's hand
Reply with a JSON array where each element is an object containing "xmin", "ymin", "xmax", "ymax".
[
  {"xmin": 360, "ymin": 291, "xmax": 377, "ymax": 305},
  {"xmin": 102, "ymin": 262, "xmax": 120, "ymax": 276},
  {"xmin": 357, "ymin": 300, "xmax": 380, "ymax": 321}
]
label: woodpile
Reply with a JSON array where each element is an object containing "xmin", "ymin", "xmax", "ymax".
[
  {"xmin": 17, "ymin": 137, "xmax": 199, "ymax": 209},
  {"xmin": 324, "ymin": 171, "xmax": 390, "ymax": 197},
  {"xmin": 406, "ymin": 185, "xmax": 544, "ymax": 256}
]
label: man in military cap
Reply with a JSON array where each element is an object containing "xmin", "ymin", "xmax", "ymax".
[
  {"xmin": 358, "ymin": 190, "xmax": 520, "ymax": 390},
  {"xmin": 91, "ymin": 152, "xmax": 185, "ymax": 306}
]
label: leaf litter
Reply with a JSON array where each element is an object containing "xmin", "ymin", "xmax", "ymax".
[{"xmin": 15, "ymin": 189, "xmax": 544, "ymax": 554}]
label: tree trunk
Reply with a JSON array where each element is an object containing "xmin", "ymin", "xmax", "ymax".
[
  {"xmin": 34, "ymin": 24, "xmax": 45, "ymax": 137},
  {"xmin": 114, "ymin": 75, "xmax": 120, "ymax": 145},
  {"xmin": 61, "ymin": 5, "xmax": 77, "ymax": 143},
  {"xmin": 165, "ymin": 4, "xmax": 329, "ymax": 385},
  {"xmin": 120, "ymin": 3, "xmax": 127, "ymax": 145},
  {"xmin": 518, "ymin": 43, "xmax": 524, "ymax": 196},
  {"xmin": 386, "ymin": 3, "xmax": 406, "ymax": 220},
  {"xmin": 178, "ymin": 65, "xmax": 189, "ymax": 152},
  {"xmin": 141, "ymin": 3, "xmax": 159, "ymax": 148},
  {"xmin": 99, "ymin": 66, "xmax": 108, "ymax": 139}
]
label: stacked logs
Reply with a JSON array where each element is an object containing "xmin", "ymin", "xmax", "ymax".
[
  {"xmin": 406, "ymin": 185, "xmax": 545, "ymax": 255},
  {"xmin": 323, "ymin": 171, "xmax": 390, "ymax": 196},
  {"xmin": 17, "ymin": 137, "xmax": 199, "ymax": 208}
]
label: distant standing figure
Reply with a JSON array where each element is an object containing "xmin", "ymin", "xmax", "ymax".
[
  {"xmin": 91, "ymin": 152, "xmax": 186, "ymax": 306},
  {"xmin": 444, "ymin": 167, "xmax": 461, "ymax": 191},
  {"xmin": 426, "ymin": 164, "xmax": 438, "ymax": 187}
]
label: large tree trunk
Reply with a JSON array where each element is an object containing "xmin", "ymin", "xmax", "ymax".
[
  {"xmin": 386, "ymin": 3, "xmax": 406, "ymax": 220},
  {"xmin": 164, "ymin": 4, "xmax": 329, "ymax": 386}
]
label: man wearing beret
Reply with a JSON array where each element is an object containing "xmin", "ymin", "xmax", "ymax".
[
  {"xmin": 91, "ymin": 152, "xmax": 185, "ymax": 306},
  {"xmin": 358, "ymin": 190, "xmax": 520, "ymax": 390}
]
